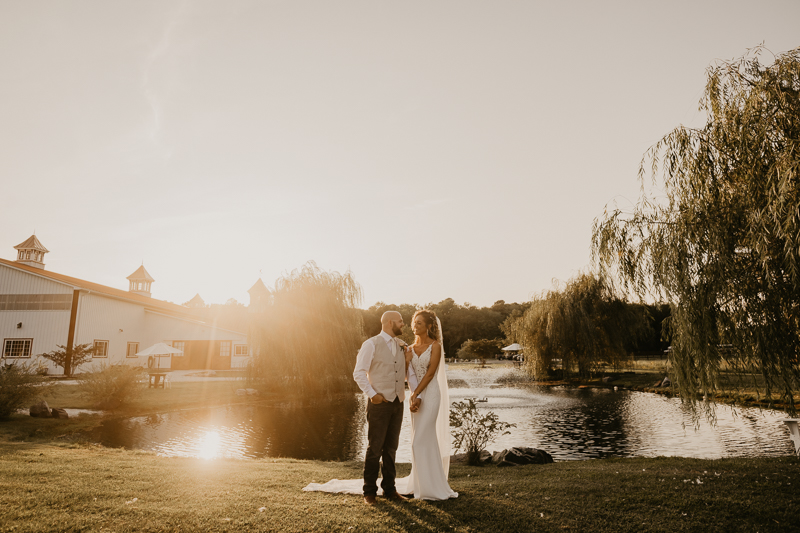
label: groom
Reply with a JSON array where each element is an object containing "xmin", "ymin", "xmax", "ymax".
[{"xmin": 353, "ymin": 310, "xmax": 411, "ymax": 505}]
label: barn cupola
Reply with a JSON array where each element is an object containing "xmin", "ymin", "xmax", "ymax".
[
  {"xmin": 186, "ymin": 293, "xmax": 206, "ymax": 308},
  {"xmin": 127, "ymin": 264, "xmax": 155, "ymax": 297},
  {"xmin": 248, "ymin": 278, "xmax": 270, "ymax": 310},
  {"xmin": 14, "ymin": 235, "xmax": 49, "ymax": 269}
]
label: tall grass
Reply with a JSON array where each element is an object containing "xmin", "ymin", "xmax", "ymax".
[
  {"xmin": 76, "ymin": 364, "xmax": 146, "ymax": 410},
  {"xmin": 0, "ymin": 362, "xmax": 45, "ymax": 418},
  {"xmin": 248, "ymin": 262, "xmax": 364, "ymax": 398}
]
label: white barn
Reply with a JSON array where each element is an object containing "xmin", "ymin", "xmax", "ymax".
[{"xmin": 1, "ymin": 236, "xmax": 250, "ymax": 374}]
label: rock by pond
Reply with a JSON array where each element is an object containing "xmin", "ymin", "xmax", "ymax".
[
  {"xmin": 29, "ymin": 401, "xmax": 50, "ymax": 418},
  {"xmin": 50, "ymin": 408, "xmax": 69, "ymax": 419},
  {"xmin": 452, "ymin": 447, "xmax": 554, "ymax": 467}
]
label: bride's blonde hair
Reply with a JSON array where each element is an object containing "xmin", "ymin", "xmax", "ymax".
[{"xmin": 413, "ymin": 309, "xmax": 440, "ymax": 342}]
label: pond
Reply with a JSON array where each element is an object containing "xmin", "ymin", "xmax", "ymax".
[{"xmin": 88, "ymin": 365, "xmax": 796, "ymax": 461}]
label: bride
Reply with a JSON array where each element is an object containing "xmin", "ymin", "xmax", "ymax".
[
  {"xmin": 403, "ymin": 309, "xmax": 458, "ymax": 500},
  {"xmin": 303, "ymin": 309, "xmax": 457, "ymax": 501}
]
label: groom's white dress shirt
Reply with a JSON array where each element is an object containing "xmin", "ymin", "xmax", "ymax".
[{"xmin": 354, "ymin": 331, "xmax": 418, "ymax": 399}]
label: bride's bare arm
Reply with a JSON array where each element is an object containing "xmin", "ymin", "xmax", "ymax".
[
  {"xmin": 406, "ymin": 349, "xmax": 419, "ymax": 391},
  {"xmin": 411, "ymin": 342, "xmax": 442, "ymax": 402}
]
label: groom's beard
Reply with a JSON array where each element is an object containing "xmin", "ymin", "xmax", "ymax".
[{"xmin": 392, "ymin": 325, "xmax": 403, "ymax": 336}]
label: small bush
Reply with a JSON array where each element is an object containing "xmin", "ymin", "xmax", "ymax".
[
  {"xmin": 450, "ymin": 398, "xmax": 515, "ymax": 465},
  {"xmin": 0, "ymin": 362, "xmax": 45, "ymax": 419},
  {"xmin": 77, "ymin": 364, "xmax": 146, "ymax": 410}
]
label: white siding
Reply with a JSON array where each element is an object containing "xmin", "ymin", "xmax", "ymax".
[
  {"xmin": 73, "ymin": 293, "xmax": 247, "ymax": 370},
  {"xmin": 73, "ymin": 292, "xmax": 148, "ymax": 369},
  {"xmin": 0, "ymin": 263, "xmax": 249, "ymax": 373},
  {"xmin": 0, "ymin": 264, "xmax": 74, "ymax": 295},
  {"xmin": 0, "ymin": 264, "xmax": 73, "ymax": 371}
]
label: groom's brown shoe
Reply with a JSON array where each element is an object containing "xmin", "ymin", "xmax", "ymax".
[
  {"xmin": 364, "ymin": 495, "xmax": 377, "ymax": 506},
  {"xmin": 385, "ymin": 492, "xmax": 408, "ymax": 502}
]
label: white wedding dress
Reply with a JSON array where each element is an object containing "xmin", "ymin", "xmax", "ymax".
[{"xmin": 303, "ymin": 344, "xmax": 457, "ymax": 501}]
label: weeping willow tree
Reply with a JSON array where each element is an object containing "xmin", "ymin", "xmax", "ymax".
[
  {"xmin": 508, "ymin": 272, "xmax": 649, "ymax": 379},
  {"xmin": 248, "ymin": 261, "xmax": 364, "ymax": 397},
  {"xmin": 593, "ymin": 46, "xmax": 800, "ymax": 416}
]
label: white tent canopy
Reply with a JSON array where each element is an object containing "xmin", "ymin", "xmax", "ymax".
[
  {"xmin": 501, "ymin": 343, "xmax": 522, "ymax": 352},
  {"xmin": 136, "ymin": 342, "xmax": 183, "ymax": 356},
  {"xmin": 136, "ymin": 342, "xmax": 183, "ymax": 370}
]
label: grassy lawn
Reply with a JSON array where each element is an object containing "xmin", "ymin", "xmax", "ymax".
[{"xmin": 0, "ymin": 442, "xmax": 798, "ymax": 532}]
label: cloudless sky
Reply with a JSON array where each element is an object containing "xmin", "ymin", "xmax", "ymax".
[{"xmin": 1, "ymin": 1, "xmax": 798, "ymax": 308}]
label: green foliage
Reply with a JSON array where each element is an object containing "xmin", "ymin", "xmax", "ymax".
[
  {"xmin": 456, "ymin": 338, "xmax": 504, "ymax": 360},
  {"xmin": 360, "ymin": 299, "xmax": 530, "ymax": 355},
  {"xmin": 450, "ymin": 398, "xmax": 515, "ymax": 464},
  {"xmin": 77, "ymin": 364, "xmax": 146, "ymax": 410},
  {"xmin": 508, "ymin": 272, "xmax": 650, "ymax": 379},
  {"xmin": 593, "ymin": 46, "xmax": 800, "ymax": 416},
  {"xmin": 38, "ymin": 343, "xmax": 95, "ymax": 377},
  {"xmin": 248, "ymin": 261, "xmax": 364, "ymax": 397},
  {"xmin": 0, "ymin": 363, "xmax": 45, "ymax": 419}
]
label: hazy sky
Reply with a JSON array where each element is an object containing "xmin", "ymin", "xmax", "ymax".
[{"xmin": 1, "ymin": 1, "xmax": 798, "ymax": 308}]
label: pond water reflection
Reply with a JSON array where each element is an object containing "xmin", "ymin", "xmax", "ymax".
[{"xmin": 88, "ymin": 365, "xmax": 795, "ymax": 461}]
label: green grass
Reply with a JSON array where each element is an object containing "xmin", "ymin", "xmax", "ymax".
[{"xmin": 0, "ymin": 442, "xmax": 798, "ymax": 532}]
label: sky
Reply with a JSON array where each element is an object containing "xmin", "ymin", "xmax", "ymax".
[{"xmin": 1, "ymin": 1, "xmax": 798, "ymax": 309}]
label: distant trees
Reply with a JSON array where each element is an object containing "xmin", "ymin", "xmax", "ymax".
[
  {"xmin": 507, "ymin": 273, "xmax": 650, "ymax": 379},
  {"xmin": 189, "ymin": 298, "xmax": 249, "ymax": 332},
  {"xmin": 359, "ymin": 299, "xmax": 529, "ymax": 356},
  {"xmin": 593, "ymin": 46, "xmax": 800, "ymax": 414},
  {"xmin": 38, "ymin": 343, "xmax": 95, "ymax": 376},
  {"xmin": 248, "ymin": 262, "xmax": 364, "ymax": 397},
  {"xmin": 457, "ymin": 338, "xmax": 504, "ymax": 360}
]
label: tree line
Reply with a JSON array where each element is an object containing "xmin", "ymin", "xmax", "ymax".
[{"xmin": 359, "ymin": 294, "xmax": 669, "ymax": 366}]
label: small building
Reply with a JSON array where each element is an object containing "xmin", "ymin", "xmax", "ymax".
[{"xmin": 1, "ymin": 235, "xmax": 250, "ymax": 373}]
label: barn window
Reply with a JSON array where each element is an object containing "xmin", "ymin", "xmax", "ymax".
[
  {"xmin": 234, "ymin": 345, "xmax": 249, "ymax": 356},
  {"xmin": 93, "ymin": 340, "xmax": 109, "ymax": 358},
  {"xmin": 126, "ymin": 342, "xmax": 139, "ymax": 358},
  {"xmin": 3, "ymin": 338, "xmax": 32, "ymax": 358},
  {"xmin": 219, "ymin": 341, "xmax": 231, "ymax": 357}
]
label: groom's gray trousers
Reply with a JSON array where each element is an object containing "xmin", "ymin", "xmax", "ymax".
[{"xmin": 363, "ymin": 397, "xmax": 404, "ymax": 496}]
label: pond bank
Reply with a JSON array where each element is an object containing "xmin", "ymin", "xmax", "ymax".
[
  {"xmin": 0, "ymin": 381, "xmax": 271, "ymax": 444},
  {"xmin": 498, "ymin": 369, "xmax": 798, "ymax": 413},
  {"xmin": 1, "ymin": 441, "xmax": 797, "ymax": 532}
]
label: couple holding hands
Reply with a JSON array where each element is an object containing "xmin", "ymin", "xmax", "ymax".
[{"xmin": 304, "ymin": 309, "xmax": 458, "ymax": 503}]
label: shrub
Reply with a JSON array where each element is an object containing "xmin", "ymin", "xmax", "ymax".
[
  {"xmin": 38, "ymin": 343, "xmax": 95, "ymax": 376},
  {"xmin": 456, "ymin": 338, "xmax": 504, "ymax": 361},
  {"xmin": 450, "ymin": 398, "xmax": 515, "ymax": 465},
  {"xmin": 77, "ymin": 364, "xmax": 146, "ymax": 410},
  {"xmin": 0, "ymin": 362, "xmax": 45, "ymax": 419}
]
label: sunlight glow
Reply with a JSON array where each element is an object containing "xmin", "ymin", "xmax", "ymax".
[{"xmin": 198, "ymin": 430, "xmax": 221, "ymax": 460}]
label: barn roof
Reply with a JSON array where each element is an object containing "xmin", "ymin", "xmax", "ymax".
[{"xmin": 0, "ymin": 257, "xmax": 246, "ymax": 334}]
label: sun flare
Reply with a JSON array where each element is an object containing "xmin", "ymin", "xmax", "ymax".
[{"xmin": 198, "ymin": 430, "xmax": 221, "ymax": 460}]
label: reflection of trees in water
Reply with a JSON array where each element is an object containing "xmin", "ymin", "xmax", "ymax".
[
  {"xmin": 89, "ymin": 395, "xmax": 365, "ymax": 461},
  {"xmin": 246, "ymin": 394, "xmax": 363, "ymax": 460},
  {"xmin": 90, "ymin": 417, "xmax": 148, "ymax": 449},
  {"xmin": 528, "ymin": 389, "xmax": 635, "ymax": 459}
]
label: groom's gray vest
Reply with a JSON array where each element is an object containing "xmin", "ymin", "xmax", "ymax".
[{"xmin": 368, "ymin": 336, "xmax": 406, "ymax": 402}]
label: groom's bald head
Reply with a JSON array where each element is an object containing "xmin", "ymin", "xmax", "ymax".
[{"xmin": 381, "ymin": 311, "xmax": 404, "ymax": 337}]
